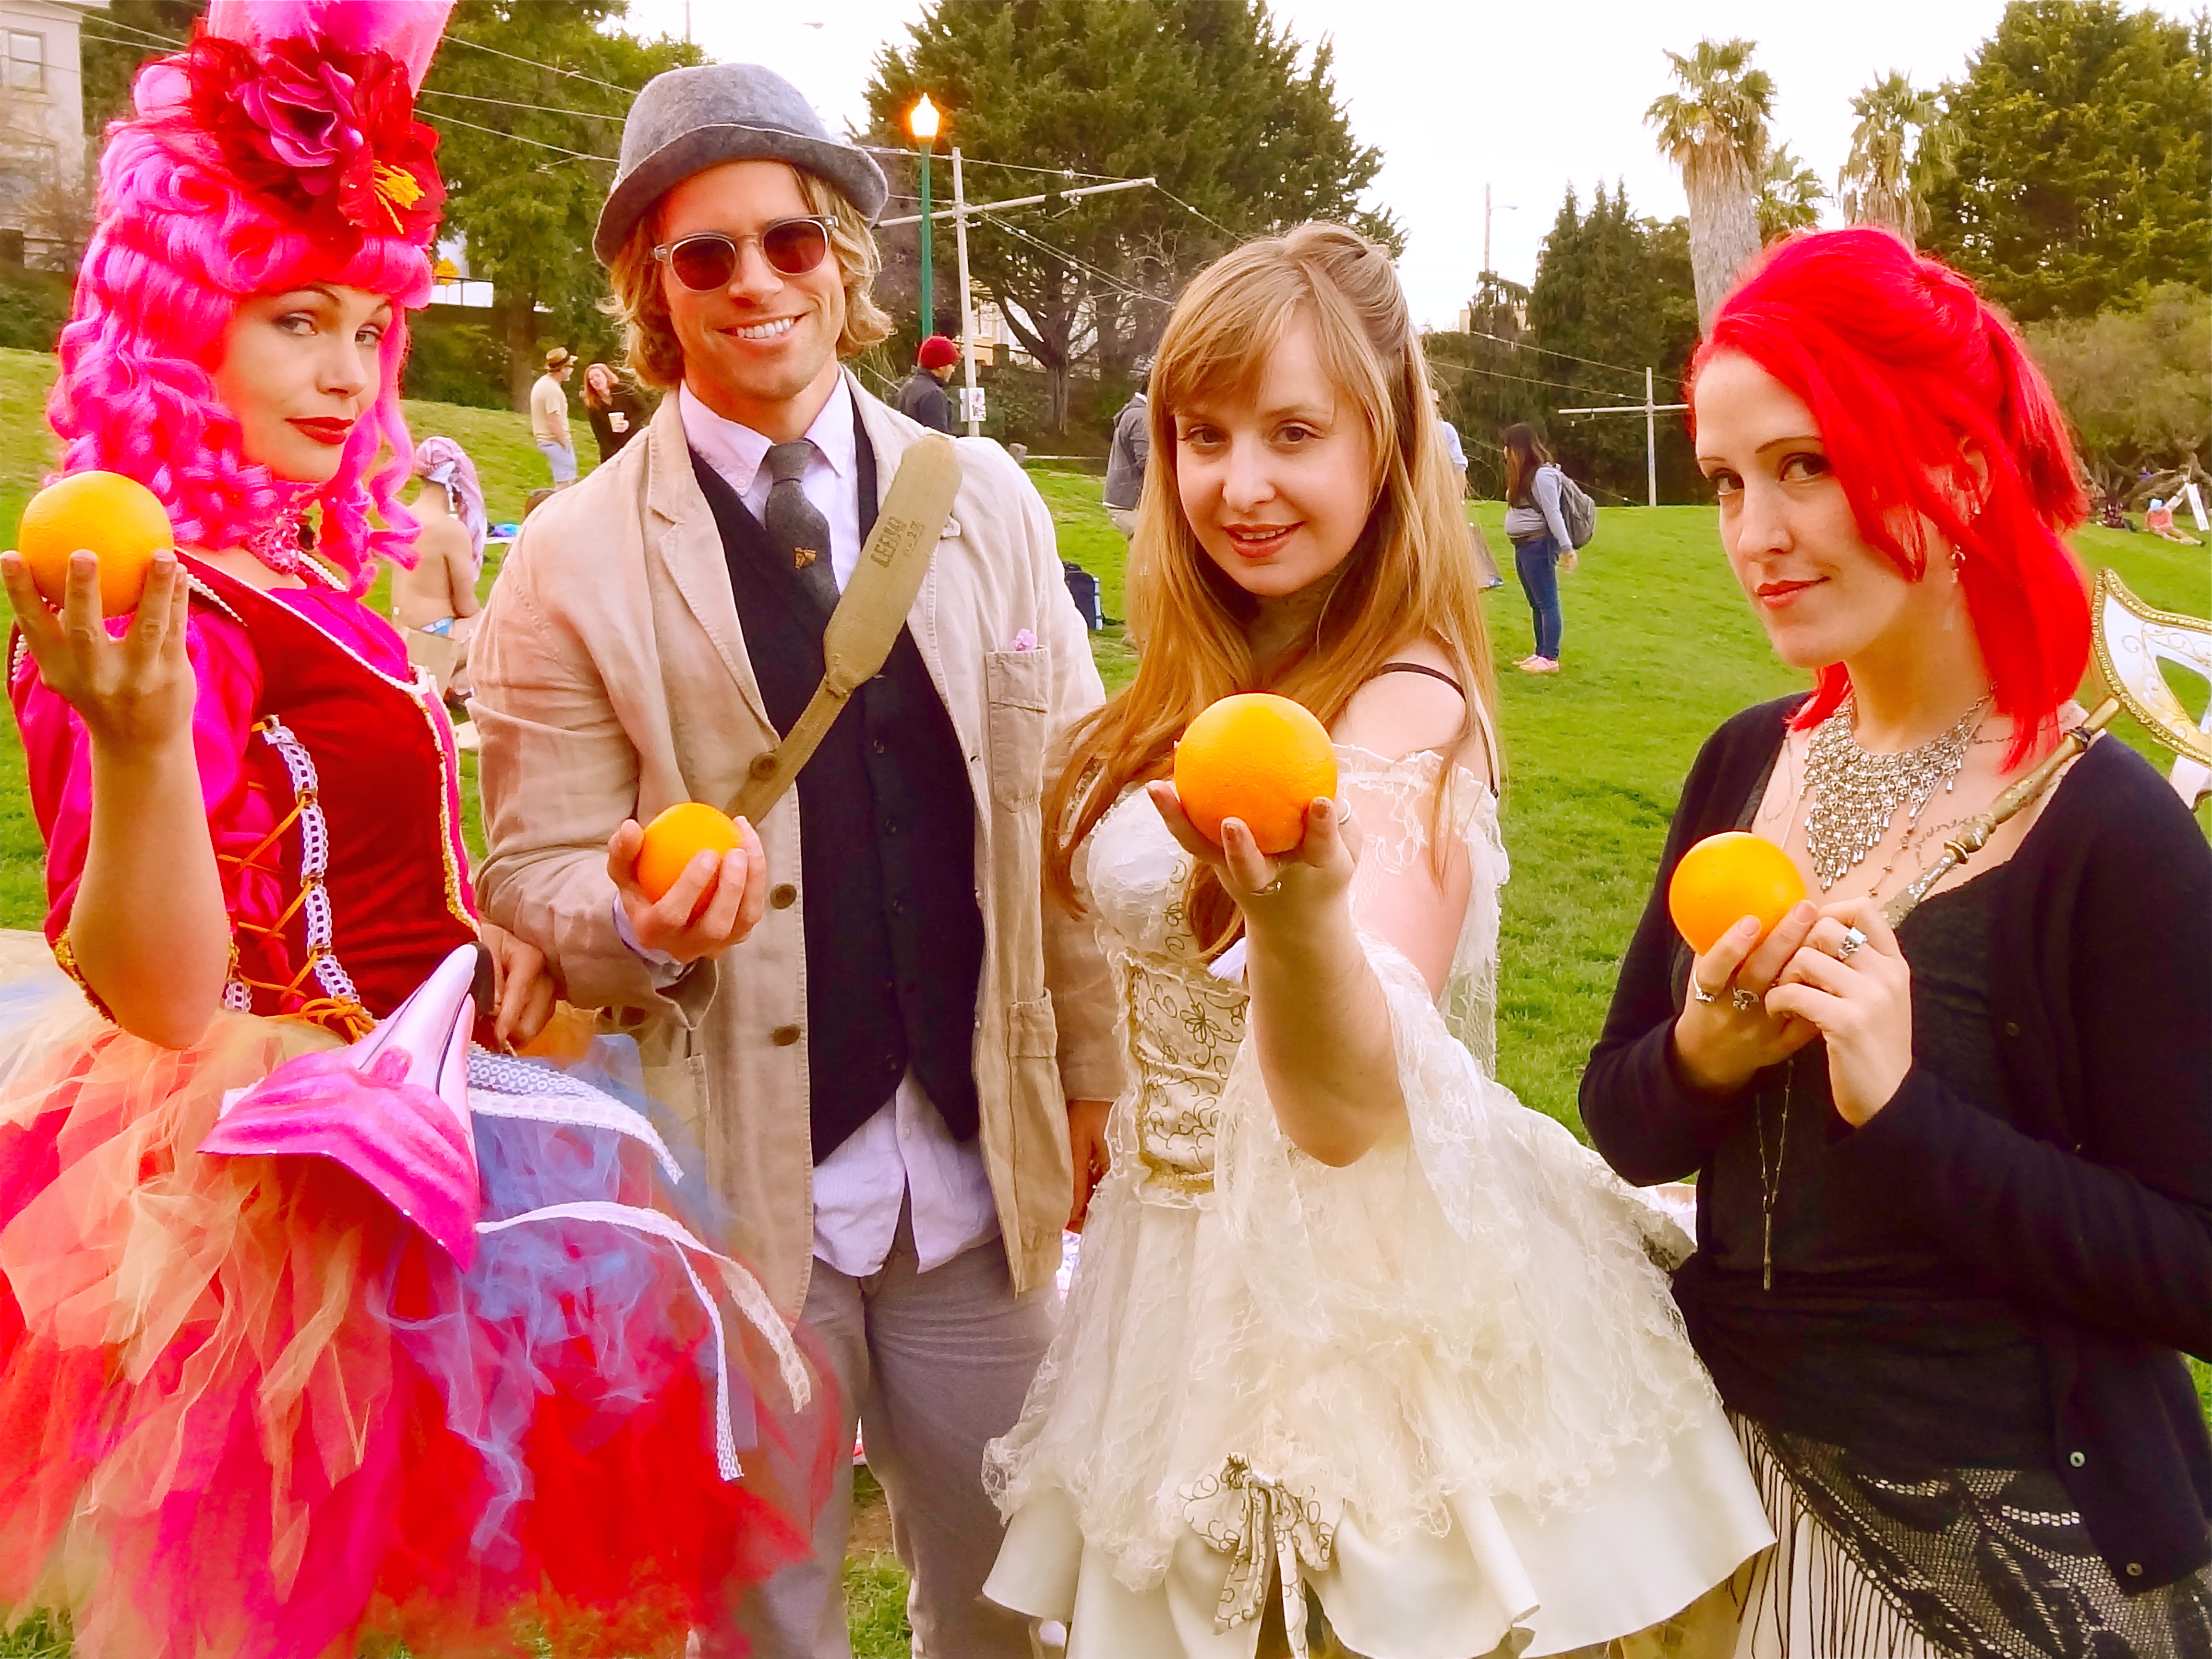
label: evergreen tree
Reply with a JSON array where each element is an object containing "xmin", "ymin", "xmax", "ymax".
[
  {"xmin": 866, "ymin": 0, "xmax": 1392, "ymax": 431},
  {"xmin": 423, "ymin": 2, "xmax": 702, "ymax": 409},
  {"xmin": 1507, "ymin": 183, "xmax": 1702, "ymax": 504},
  {"xmin": 1925, "ymin": 1, "xmax": 2211, "ymax": 320}
]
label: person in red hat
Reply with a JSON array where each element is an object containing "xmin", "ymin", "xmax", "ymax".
[{"xmin": 897, "ymin": 332, "xmax": 961, "ymax": 433}]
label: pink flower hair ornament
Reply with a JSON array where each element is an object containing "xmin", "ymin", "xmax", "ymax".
[{"xmin": 47, "ymin": 0, "xmax": 456, "ymax": 591}]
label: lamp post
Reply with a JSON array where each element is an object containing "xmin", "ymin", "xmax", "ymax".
[{"xmin": 908, "ymin": 94, "xmax": 940, "ymax": 341}]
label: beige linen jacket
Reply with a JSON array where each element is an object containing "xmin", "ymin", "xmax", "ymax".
[{"xmin": 469, "ymin": 378, "xmax": 1125, "ymax": 1316}]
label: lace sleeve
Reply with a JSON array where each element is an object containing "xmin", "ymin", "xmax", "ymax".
[{"xmin": 1335, "ymin": 746, "xmax": 1502, "ymax": 1074}]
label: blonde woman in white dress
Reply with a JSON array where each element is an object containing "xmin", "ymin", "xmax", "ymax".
[{"xmin": 981, "ymin": 222, "xmax": 1774, "ymax": 1659}]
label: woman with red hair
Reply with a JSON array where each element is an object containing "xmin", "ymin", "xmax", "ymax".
[{"xmin": 1582, "ymin": 228, "xmax": 2212, "ymax": 1654}]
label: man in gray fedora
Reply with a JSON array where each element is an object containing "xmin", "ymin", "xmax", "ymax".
[{"xmin": 468, "ymin": 62, "xmax": 1121, "ymax": 1658}]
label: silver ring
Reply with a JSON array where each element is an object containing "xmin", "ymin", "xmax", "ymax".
[
  {"xmin": 1690, "ymin": 980, "xmax": 1719, "ymax": 1005},
  {"xmin": 1252, "ymin": 876, "xmax": 1285, "ymax": 898},
  {"xmin": 1838, "ymin": 926, "xmax": 1868, "ymax": 961},
  {"xmin": 1731, "ymin": 987, "xmax": 1762, "ymax": 1014}
]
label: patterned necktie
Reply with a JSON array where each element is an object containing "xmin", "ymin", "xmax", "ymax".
[{"xmin": 763, "ymin": 440, "xmax": 839, "ymax": 612}]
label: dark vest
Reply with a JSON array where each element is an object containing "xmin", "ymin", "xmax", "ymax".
[{"xmin": 690, "ymin": 413, "xmax": 986, "ymax": 1161}]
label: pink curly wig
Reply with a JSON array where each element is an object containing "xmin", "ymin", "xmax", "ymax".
[{"xmin": 49, "ymin": 6, "xmax": 452, "ymax": 592}]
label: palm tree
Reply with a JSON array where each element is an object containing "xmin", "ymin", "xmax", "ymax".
[
  {"xmin": 1647, "ymin": 37, "xmax": 1775, "ymax": 330},
  {"xmin": 1758, "ymin": 146, "xmax": 1827, "ymax": 240},
  {"xmin": 1839, "ymin": 72, "xmax": 1953, "ymax": 246}
]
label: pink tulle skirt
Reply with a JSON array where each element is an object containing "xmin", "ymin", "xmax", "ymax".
[{"xmin": 0, "ymin": 966, "xmax": 832, "ymax": 1658}]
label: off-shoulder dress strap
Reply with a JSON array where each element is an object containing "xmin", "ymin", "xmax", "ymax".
[{"xmin": 1371, "ymin": 661, "xmax": 1465, "ymax": 697}]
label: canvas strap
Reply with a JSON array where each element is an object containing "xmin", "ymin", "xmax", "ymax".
[{"xmin": 728, "ymin": 432, "xmax": 963, "ymax": 826}]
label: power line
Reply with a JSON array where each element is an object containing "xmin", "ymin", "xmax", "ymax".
[
  {"xmin": 1149, "ymin": 182, "xmax": 1242, "ymax": 240},
  {"xmin": 1426, "ymin": 355, "xmax": 1626, "ymax": 400},
  {"xmin": 979, "ymin": 213, "xmax": 1175, "ymax": 308},
  {"xmin": 1454, "ymin": 326, "xmax": 1644, "ymax": 383},
  {"xmin": 442, "ymin": 34, "xmax": 646, "ymax": 97},
  {"xmin": 421, "ymin": 109, "xmax": 615, "ymax": 163},
  {"xmin": 420, "ymin": 87, "xmax": 629, "ymax": 123}
]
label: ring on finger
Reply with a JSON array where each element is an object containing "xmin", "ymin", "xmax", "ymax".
[
  {"xmin": 1837, "ymin": 926, "xmax": 1868, "ymax": 961},
  {"xmin": 1690, "ymin": 979, "xmax": 1720, "ymax": 1005},
  {"xmin": 1731, "ymin": 987, "xmax": 1762, "ymax": 1014}
]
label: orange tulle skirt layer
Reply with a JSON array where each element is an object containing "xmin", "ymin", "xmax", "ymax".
[{"xmin": 0, "ymin": 968, "xmax": 833, "ymax": 1658}]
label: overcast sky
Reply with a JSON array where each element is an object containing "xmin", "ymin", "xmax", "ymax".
[{"xmin": 625, "ymin": 0, "xmax": 2192, "ymax": 337}]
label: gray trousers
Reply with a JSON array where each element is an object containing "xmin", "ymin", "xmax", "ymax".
[{"xmin": 717, "ymin": 1205, "xmax": 1058, "ymax": 1658}]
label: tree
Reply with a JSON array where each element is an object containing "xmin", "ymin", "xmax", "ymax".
[
  {"xmin": 421, "ymin": 2, "xmax": 701, "ymax": 409},
  {"xmin": 1837, "ymin": 72, "xmax": 1950, "ymax": 246},
  {"xmin": 866, "ymin": 0, "xmax": 1393, "ymax": 431},
  {"xmin": 78, "ymin": 0, "xmax": 208, "ymax": 138},
  {"xmin": 1426, "ymin": 272, "xmax": 1540, "ymax": 499},
  {"xmin": 1495, "ymin": 182, "xmax": 1703, "ymax": 505},
  {"xmin": 1924, "ymin": 1, "xmax": 2211, "ymax": 321},
  {"xmin": 2025, "ymin": 284, "xmax": 2210, "ymax": 500},
  {"xmin": 1646, "ymin": 37, "xmax": 1773, "ymax": 331},
  {"xmin": 1756, "ymin": 145, "xmax": 1826, "ymax": 240}
]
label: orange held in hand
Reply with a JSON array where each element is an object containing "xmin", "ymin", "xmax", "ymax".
[
  {"xmin": 1173, "ymin": 692, "xmax": 1338, "ymax": 856},
  {"xmin": 635, "ymin": 802, "xmax": 742, "ymax": 902},
  {"xmin": 1668, "ymin": 831, "xmax": 1807, "ymax": 955},
  {"xmin": 13, "ymin": 470, "xmax": 173, "ymax": 616}
]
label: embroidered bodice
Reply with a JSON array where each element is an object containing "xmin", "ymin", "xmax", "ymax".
[
  {"xmin": 1081, "ymin": 745, "xmax": 1507, "ymax": 1197},
  {"xmin": 11, "ymin": 554, "xmax": 478, "ymax": 1035}
]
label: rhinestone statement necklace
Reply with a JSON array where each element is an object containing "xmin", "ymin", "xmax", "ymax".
[{"xmin": 1802, "ymin": 693, "xmax": 1992, "ymax": 891}]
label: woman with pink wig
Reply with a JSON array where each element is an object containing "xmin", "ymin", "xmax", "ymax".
[{"xmin": 0, "ymin": 6, "xmax": 829, "ymax": 1655}]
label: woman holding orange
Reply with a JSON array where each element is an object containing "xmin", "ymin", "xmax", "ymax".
[
  {"xmin": 981, "ymin": 222, "xmax": 1771, "ymax": 1658},
  {"xmin": 1581, "ymin": 229, "xmax": 2212, "ymax": 1655},
  {"xmin": 0, "ymin": 5, "xmax": 818, "ymax": 1653}
]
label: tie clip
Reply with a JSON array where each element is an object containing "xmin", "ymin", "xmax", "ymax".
[{"xmin": 793, "ymin": 548, "xmax": 818, "ymax": 570}]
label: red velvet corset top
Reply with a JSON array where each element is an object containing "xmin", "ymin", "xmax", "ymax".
[{"xmin": 184, "ymin": 557, "xmax": 479, "ymax": 1032}]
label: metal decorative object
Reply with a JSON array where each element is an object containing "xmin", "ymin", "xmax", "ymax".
[
  {"xmin": 2092, "ymin": 569, "xmax": 2212, "ymax": 802},
  {"xmin": 1803, "ymin": 694, "xmax": 1992, "ymax": 891}
]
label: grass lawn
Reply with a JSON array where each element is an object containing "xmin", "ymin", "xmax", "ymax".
[{"xmin": 0, "ymin": 372, "xmax": 2207, "ymax": 1650}]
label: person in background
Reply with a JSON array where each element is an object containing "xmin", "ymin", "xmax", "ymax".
[
  {"xmin": 2145, "ymin": 496, "xmax": 2202, "ymax": 545},
  {"xmin": 581, "ymin": 359, "xmax": 651, "ymax": 461},
  {"xmin": 393, "ymin": 436, "xmax": 486, "ymax": 698},
  {"xmin": 530, "ymin": 346, "xmax": 578, "ymax": 488},
  {"xmin": 1102, "ymin": 373, "xmax": 1148, "ymax": 541},
  {"xmin": 895, "ymin": 333, "xmax": 959, "ymax": 433},
  {"xmin": 1437, "ymin": 416, "xmax": 1505, "ymax": 589},
  {"xmin": 1500, "ymin": 421, "xmax": 1574, "ymax": 674},
  {"xmin": 1582, "ymin": 228, "xmax": 2212, "ymax": 1658},
  {"xmin": 468, "ymin": 60, "xmax": 1122, "ymax": 1659}
]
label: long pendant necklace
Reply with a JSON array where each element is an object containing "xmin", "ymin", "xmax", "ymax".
[
  {"xmin": 1756, "ymin": 1055, "xmax": 1795, "ymax": 1293},
  {"xmin": 1802, "ymin": 692, "xmax": 1991, "ymax": 891}
]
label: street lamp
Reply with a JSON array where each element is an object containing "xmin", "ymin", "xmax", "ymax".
[{"xmin": 907, "ymin": 94, "xmax": 940, "ymax": 341}]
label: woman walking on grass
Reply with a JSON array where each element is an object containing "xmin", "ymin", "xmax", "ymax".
[
  {"xmin": 1581, "ymin": 228, "xmax": 2212, "ymax": 1657},
  {"xmin": 981, "ymin": 221, "xmax": 1771, "ymax": 1659},
  {"xmin": 1501, "ymin": 422, "xmax": 1575, "ymax": 674}
]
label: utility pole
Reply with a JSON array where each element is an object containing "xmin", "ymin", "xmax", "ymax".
[
  {"xmin": 952, "ymin": 145, "xmax": 980, "ymax": 436},
  {"xmin": 1557, "ymin": 366, "xmax": 1688, "ymax": 508}
]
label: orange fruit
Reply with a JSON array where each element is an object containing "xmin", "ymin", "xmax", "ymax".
[
  {"xmin": 1172, "ymin": 692, "xmax": 1338, "ymax": 855},
  {"xmin": 13, "ymin": 471, "xmax": 172, "ymax": 616},
  {"xmin": 1668, "ymin": 831, "xmax": 1807, "ymax": 955},
  {"xmin": 635, "ymin": 802, "xmax": 743, "ymax": 902}
]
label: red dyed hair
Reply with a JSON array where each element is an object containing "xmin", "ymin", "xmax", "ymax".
[{"xmin": 1689, "ymin": 228, "xmax": 2090, "ymax": 766}]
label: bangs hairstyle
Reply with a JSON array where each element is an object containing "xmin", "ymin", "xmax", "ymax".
[
  {"xmin": 604, "ymin": 163, "xmax": 893, "ymax": 390},
  {"xmin": 1691, "ymin": 228, "xmax": 2090, "ymax": 767},
  {"xmin": 52, "ymin": 110, "xmax": 433, "ymax": 593},
  {"xmin": 1044, "ymin": 221, "xmax": 1497, "ymax": 950}
]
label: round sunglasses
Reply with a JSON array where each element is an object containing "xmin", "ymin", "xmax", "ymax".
[{"xmin": 652, "ymin": 217, "xmax": 835, "ymax": 291}]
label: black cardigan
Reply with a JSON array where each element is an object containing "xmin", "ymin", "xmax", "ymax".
[{"xmin": 1581, "ymin": 695, "xmax": 2212, "ymax": 1590}]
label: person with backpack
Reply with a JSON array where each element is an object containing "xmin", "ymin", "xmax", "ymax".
[{"xmin": 1501, "ymin": 422, "xmax": 1588, "ymax": 674}]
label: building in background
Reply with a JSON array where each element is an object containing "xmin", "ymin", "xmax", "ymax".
[{"xmin": 0, "ymin": 0, "xmax": 99, "ymax": 269}]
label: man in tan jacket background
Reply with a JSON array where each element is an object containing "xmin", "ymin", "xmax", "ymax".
[{"xmin": 468, "ymin": 62, "xmax": 1121, "ymax": 1659}]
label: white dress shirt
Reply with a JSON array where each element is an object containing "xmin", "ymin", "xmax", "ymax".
[{"xmin": 615, "ymin": 379, "xmax": 999, "ymax": 1279}]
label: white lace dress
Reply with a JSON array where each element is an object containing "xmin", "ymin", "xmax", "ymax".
[{"xmin": 983, "ymin": 745, "xmax": 1773, "ymax": 1658}]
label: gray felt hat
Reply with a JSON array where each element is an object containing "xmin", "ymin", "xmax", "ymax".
[{"xmin": 594, "ymin": 63, "xmax": 889, "ymax": 263}]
